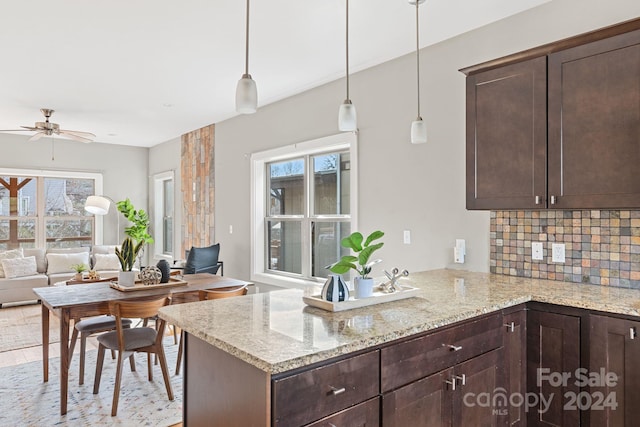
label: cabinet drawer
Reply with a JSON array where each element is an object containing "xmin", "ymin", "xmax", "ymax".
[
  {"xmin": 305, "ymin": 397, "xmax": 380, "ymax": 427},
  {"xmin": 381, "ymin": 313, "xmax": 503, "ymax": 392},
  {"xmin": 273, "ymin": 351, "xmax": 380, "ymax": 427}
]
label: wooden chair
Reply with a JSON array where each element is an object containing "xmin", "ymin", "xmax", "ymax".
[
  {"xmin": 175, "ymin": 285, "xmax": 248, "ymax": 375},
  {"xmin": 93, "ymin": 294, "xmax": 174, "ymax": 416}
]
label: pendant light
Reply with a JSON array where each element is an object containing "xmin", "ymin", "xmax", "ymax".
[
  {"xmin": 410, "ymin": 0, "xmax": 427, "ymax": 144},
  {"xmin": 236, "ymin": 0, "xmax": 257, "ymax": 114},
  {"xmin": 338, "ymin": 0, "xmax": 357, "ymax": 131}
]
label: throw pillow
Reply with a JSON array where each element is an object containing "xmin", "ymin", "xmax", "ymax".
[
  {"xmin": 93, "ymin": 253, "xmax": 121, "ymax": 271},
  {"xmin": 0, "ymin": 248, "xmax": 24, "ymax": 278},
  {"xmin": 1, "ymin": 256, "xmax": 38, "ymax": 279},
  {"xmin": 46, "ymin": 252, "xmax": 90, "ymax": 275}
]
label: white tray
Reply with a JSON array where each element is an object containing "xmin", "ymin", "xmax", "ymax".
[{"xmin": 303, "ymin": 285, "xmax": 421, "ymax": 312}]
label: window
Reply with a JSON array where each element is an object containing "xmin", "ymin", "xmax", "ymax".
[
  {"xmin": 252, "ymin": 133, "xmax": 357, "ymax": 287},
  {"xmin": 0, "ymin": 169, "xmax": 102, "ymax": 250},
  {"xmin": 153, "ymin": 171, "xmax": 174, "ymax": 259}
]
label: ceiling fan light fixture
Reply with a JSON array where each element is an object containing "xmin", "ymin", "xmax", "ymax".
[
  {"xmin": 236, "ymin": 0, "xmax": 258, "ymax": 114},
  {"xmin": 409, "ymin": 0, "xmax": 427, "ymax": 144}
]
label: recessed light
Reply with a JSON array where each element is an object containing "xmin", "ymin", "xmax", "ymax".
[{"xmin": 163, "ymin": 103, "xmax": 174, "ymax": 108}]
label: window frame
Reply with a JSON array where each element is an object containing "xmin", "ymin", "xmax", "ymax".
[
  {"xmin": 0, "ymin": 167, "xmax": 103, "ymax": 248},
  {"xmin": 250, "ymin": 132, "xmax": 358, "ymax": 288},
  {"xmin": 153, "ymin": 170, "xmax": 175, "ymax": 261}
]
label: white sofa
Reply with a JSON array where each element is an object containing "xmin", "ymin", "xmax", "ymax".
[{"xmin": 0, "ymin": 245, "xmax": 121, "ymax": 308}]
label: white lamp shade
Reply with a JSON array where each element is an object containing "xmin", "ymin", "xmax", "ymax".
[
  {"xmin": 411, "ymin": 118, "xmax": 427, "ymax": 144},
  {"xmin": 85, "ymin": 195, "xmax": 111, "ymax": 215},
  {"xmin": 236, "ymin": 74, "xmax": 257, "ymax": 114},
  {"xmin": 338, "ymin": 101, "xmax": 357, "ymax": 131}
]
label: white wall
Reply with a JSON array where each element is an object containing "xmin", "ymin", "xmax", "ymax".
[
  {"xmin": 148, "ymin": 136, "xmax": 182, "ymax": 261},
  {"xmin": 0, "ymin": 133, "xmax": 149, "ymax": 248},
  {"xmin": 213, "ymin": 0, "xmax": 640, "ymax": 281}
]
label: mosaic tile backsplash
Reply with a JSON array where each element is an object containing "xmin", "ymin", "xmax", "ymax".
[{"xmin": 490, "ymin": 210, "xmax": 640, "ymax": 288}]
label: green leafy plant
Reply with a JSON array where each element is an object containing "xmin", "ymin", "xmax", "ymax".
[
  {"xmin": 116, "ymin": 198, "xmax": 154, "ymax": 245},
  {"xmin": 329, "ymin": 230, "xmax": 384, "ymax": 279},
  {"xmin": 70, "ymin": 263, "xmax": 88, "ymax": 273},
  {"xmin": 115, "ymin": 237, "xmax": 143, "ymax": 272}
]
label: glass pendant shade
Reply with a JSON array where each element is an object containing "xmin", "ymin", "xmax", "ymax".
[
  {"xmin": 338, "ymin": 100, "xmax": 357, "ymax": 131},
  {"xmin": 411, "ymin": 117, "xmax": 427, "ymax": 144},
  {"xmin": 236, "ymin": 74, "xmax": 257, "ymax": 114},
  {"xmin": 84, "ymin": 195, "xmax": 111, "ymax": 215}
]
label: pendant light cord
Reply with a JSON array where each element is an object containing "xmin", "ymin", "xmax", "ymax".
[
  {"xmin": 415, "ymin": 1, "xmax": 421, "ymax": 118},
  {"xmin": 345, "ymin": 0, "xmax": 350, "ymax": 100},
  {"xmin": 244, "ymin": 0, "xmax": 250, "ymax": 75}
]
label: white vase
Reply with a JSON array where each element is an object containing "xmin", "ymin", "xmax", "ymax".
[
  {"xmin": 118, "ymin": 271, "xmax": 136, "ymax": 287},
  {"xmin": 354, "ymin": 277, "xmax": 374, "ymax": 299}
]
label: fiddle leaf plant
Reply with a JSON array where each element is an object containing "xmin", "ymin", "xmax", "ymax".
[
  {"xmin": 116, "ymin": 198, "xmax": 154, "ymax": 245},
  {"xmin": 329, "ymin": 230, "xmax": 384, "ymax": 279}
]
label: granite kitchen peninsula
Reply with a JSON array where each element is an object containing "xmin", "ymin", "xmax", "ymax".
[{"xmin": 158, "ymin": 269, "xmax": 640, "ymax": 426}]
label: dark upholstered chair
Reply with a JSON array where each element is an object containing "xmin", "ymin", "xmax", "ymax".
[{"xmin": 183, "ymin": 243, "xmax": 223, "ymax": 275}]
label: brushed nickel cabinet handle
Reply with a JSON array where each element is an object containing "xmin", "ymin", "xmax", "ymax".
[
  {"xmin": 329, "ymin": 386, "xmax": 346, "ymax": 396},
  {"xmin": 504, "ymin": 322, "xmax": 515, "ymax": 332},
  {"xmin": 444, "ymin": 344, "xmax": 462, "ymax": 352},
  {"xmin": 445, "ymin": 378, "xmax": 457, "ymax": 391},
  {"xmin": 631, "ymin": 327, "xmax": 637, "ymax": 340},
  {"xmin": 535, "ymin": 195, "xmax": 541, "ymax": 205},
  {"xmin": 550, "ymin": 195, "xmax": 557, "ymax": 205},
  {"xmin": 455, "ymin": 374, "xmax": 466, "ymax": 386}
]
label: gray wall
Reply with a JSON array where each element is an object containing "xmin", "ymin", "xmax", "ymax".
[
  {"xmin": 0, "ymin": 133, "xmax": 149, "ymax": 248},
  {"xmin": 213, "ymin": 0, "xmax": 640, "ymax": 282}
]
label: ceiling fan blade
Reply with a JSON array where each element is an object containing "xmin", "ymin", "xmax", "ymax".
[
  {"xmin": 0, "ymin": 129, "xmax": 33, "ymax": 132},
  {"xmin": 59, "ymin": 129, "xmax": 96, "ymax": 138},
  {"xmin": 29, "ymin": 132, "xmax": 46, "ymax": 141},
  {"xmin": 20, "ymin": 126, "xmax": 40, "ymax": 131},
  {"xmin": 59, "ymin": 132, "xmax": 93, "ymax": 143}
]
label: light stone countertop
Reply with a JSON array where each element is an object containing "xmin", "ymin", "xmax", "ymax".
[{"xmin": 158, "ymin": 269, "xmax": 640, "ymax": 374}]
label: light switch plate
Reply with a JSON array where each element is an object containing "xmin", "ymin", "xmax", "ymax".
[
  {"xmin": 532, "ymin": 242, "xmax": 543, "ymax": 261},
  {"xmin": 552, "ymin": 243, "xmax": 565, "ymax": 263}
]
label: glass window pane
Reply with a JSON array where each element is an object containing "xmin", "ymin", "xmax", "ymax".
[
  {"xmin": 163, "ymin": 218, "xmax": 173, "ymax": 254},
  {"xmin": 268, "ymin": 159, "xmax": 304, "ymax": 215},
  {"xmin": 46, "ymin": 219, "xmax": 92, "ymax": 248},
  {"xmin": 163, "ymin": 179, "xmax": 174, "ymax": 217},
  {"xmin": 0, "ymin": 219, "xmax": 36, "ymax": 250},
  {"xmin": 313, "ymin": 153, "xmax": 350, "ymax": 215},
  {"xmin": 0, "ymin": 176, "xmax": 37, "ymax": 216},
  {"xmin": 267, "ymin": 220, "xmax": 302, "ymax": 274},
  {"xmin": 312, "ymin": 221, "xmax": 351, "ymax": 278},
  {"xmin": 44, "ymin": 178, "xmax": 95, "ymax": 217}
]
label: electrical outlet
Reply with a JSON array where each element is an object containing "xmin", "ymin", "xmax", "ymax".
[
  {"xmin": 532, "ymin": 242, "xmax": 543, "ymax": 261},
  {"xmin": 403, "ymin": 230, "xmax": 411, "ymax": 244},
  {"xmin": 552, "ymin": 243, "xmax": 565, "ymax": 263}
]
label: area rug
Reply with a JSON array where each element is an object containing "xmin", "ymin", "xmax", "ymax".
[
  {"xmin": 0, "ymin": 303, "xmax": 60, "ymax": 353},
  {"xmin": 0, "ymin": 337, "xmax": 182, "ymax": 426}
]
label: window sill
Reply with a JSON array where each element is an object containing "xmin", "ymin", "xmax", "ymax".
[{"xmin": 251, "ymin": 272, "xmax": 322, "ymax": 290}]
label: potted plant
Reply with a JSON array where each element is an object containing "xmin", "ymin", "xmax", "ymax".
[
  {"xmin": 70, "ymin": 263, "xmax": 88, "ymax": 281},
  {"xmin": 330, "ymin": 230, "xmax": 384, "ymax": 298},
  {"xmin": 117, "ymin": 198, "xmax": 153, "ymax": 268},
  {"xmin": 115, "ymin": 237, "xmax": 143, "ymax": 286}
]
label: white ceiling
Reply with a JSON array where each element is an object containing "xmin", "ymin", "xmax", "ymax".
[{"xmin": 0, "ymin": 0, "xmax": 549, "ymax": 148}]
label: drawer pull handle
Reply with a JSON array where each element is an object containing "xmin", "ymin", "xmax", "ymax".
[
  {"xmin": 329, "ymin": 386, "xmax": 346, "ymax": 396},
  {"xmin": 535, "ymin": 195, "xmax": 541, "ymax": 205},
  {"xmin": 444, "ymin": 344, "xmax": 462, "ymax": 352},
  {"xmin": 455, "ymin": 374, "xmax": 466, "ymax": 386},
  {"xmin": 445, "ymin": 378, "xmax": 457, "ymax": 391},
  {"xmin": 550, "ymin": 195, "xmax": 557, "ymax": 205},
  {"xmin": 631, "ymin": 327, "xmax": 637, "ymax": 340},
  {"xmin": 504, "ymin": 322, "xmax": 515, "ymax": 332}
]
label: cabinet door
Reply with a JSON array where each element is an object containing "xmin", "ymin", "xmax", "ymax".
[
  {"xmin": 382, "ymin": 368, "xmax": 453, "ymax": 427},
  {"xmin": 452, "ymin": 348, "xmax": 506, "ymax": 427},
  {"xmin": 504, "ymin": 310, "xmax": 527, "ymax": 426},
  {"xmin": 306, "ymin": 397, "xmax": 379, "ymax": 427},
  {"xmin": 589, "ymin": 315, "xmax": 640, "ymax": 427},
  {"xmin": 548, "ymin": 29, "xmax": 640, "ymax": 209},
  {"xmin": 527, "ymin": 310, "xmax": 580, "ymax": 426},
  {"xmin": 465, "ymin": 56, "xmax": 547, "ymax": 210}
]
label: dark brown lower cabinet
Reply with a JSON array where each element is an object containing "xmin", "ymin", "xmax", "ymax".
[
  {"xmin": 527, "ymin": 309, "xmax": 581, "ymax": 426},
  {"xmin": 383, "ymin": 349, "xmax": 505, "ymax": 427},
  {"xmin": 503, "ymin": 309, "xmax": 527, "ymax": 426},
  {"xmin": 589, "ymin": 314, "xmax": 640, "ymax": 427},
  {"xmin": 306, "ymin": 397, "xmax": 380, "ymax": 427}
]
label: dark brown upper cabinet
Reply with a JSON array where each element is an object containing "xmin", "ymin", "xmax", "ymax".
[{"xmin": 462, "ymin": 18, "xmax": 640, "ymax": 210}]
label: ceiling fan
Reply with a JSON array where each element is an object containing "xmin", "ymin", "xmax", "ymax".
[{"xmin": 0, "ymin": 108, "xmax": 95, "ymax": 143}]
